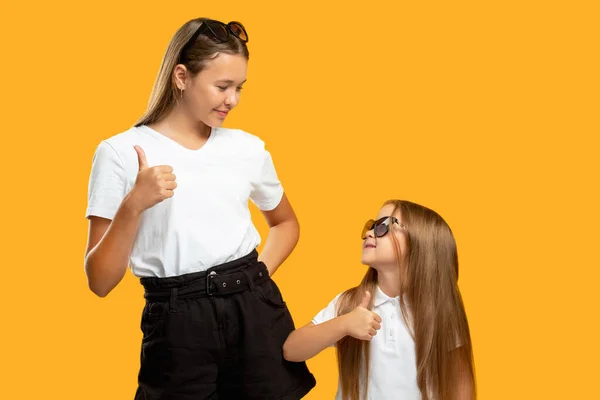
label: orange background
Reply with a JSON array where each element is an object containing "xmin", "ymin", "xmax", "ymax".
[{"xmin": 1, "ymin": 1, "xmax": 599, "ymax": 399}]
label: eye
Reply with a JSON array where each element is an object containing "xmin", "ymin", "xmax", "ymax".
[
  {"xmin": 236, "ymin": 86, "xmax": 244, "ymax": 92},
  {"xmin": 216, "ymin": 86, "xmax": 228, "ymax": 91}
]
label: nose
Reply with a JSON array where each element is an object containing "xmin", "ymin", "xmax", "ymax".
[
  {"xmin": 364, "ymin": 229, "xmax": 375, "ymax": 240},
  {"xmin": 223, "ymin": 89, "xmax": 240, "ymax": 109}
]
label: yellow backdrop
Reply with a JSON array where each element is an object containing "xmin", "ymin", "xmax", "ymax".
[{"xmin": 1, "ymin": 0, "xmax": 598, "ymax": 399}]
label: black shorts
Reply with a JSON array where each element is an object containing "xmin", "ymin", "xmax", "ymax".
[{"xmin": 134, "ymin": 250, "xmax": 316, "ymax": 400}]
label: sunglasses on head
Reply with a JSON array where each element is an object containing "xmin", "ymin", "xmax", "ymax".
[
  {"xmin": 361, "ymin": 216, "xmax": 405, "ymax": 239},
  {"xmin": 180, "ymin": 19, "xmax": 248, "ymax": 62}
]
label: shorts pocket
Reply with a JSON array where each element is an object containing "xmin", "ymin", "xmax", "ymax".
[
  {"xmin": 140, "ymin": 301, "xmax": 167, "ymax": 342},
  {"xmin": 256, "ymin": 278, "xmax": 287, "ymax": 308}
]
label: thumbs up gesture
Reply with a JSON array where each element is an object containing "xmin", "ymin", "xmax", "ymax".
[
  {"xmin": 345, "ymin": 291, "xmax": 382, "ymax": 341},
  {"xmin": 127, "ymin": 145, "xmax": 177, "ymax": 213}
]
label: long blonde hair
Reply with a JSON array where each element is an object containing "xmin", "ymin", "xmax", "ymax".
[
  {"xmin": 135, "ymin": 18, "xmax": 249, "ymax": 127},
  {"xmin": 336, "ymin": 200, "xmax": 476, "ymax": 400}
]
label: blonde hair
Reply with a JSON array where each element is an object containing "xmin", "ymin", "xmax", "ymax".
[{"xmin": 135, "ymin": 18, "xmax": 249, "ymax": 127}]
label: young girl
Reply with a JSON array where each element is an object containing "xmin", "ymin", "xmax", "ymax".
[
  {"xmin": 283, "ymin": 200, "xmax": 476, "ymax": 400},
  {"xmin": 84, "ymin": 18, "xmax": 315, "ymax": 399}
]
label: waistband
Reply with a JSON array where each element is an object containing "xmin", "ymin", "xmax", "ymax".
[{"xmin": 140, "ymin": 249, "xmax": 269, "ymax": 301}]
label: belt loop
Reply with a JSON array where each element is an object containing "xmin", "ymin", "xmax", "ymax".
[
  {"xmin": 169, "ymin": 288, "xmax": 178, "ymax": 313},
  {"xmin": 241, "ymin": 268, "xmax": 255, "ymax": 291},
  {"xmin": 206, "ymin": 271, "xmax": 217, "ymax": 296}
]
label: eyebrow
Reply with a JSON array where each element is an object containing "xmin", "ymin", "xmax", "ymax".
[{"xmin": 216, "ymin": 79, "xmax": 246, "ymax": 85}]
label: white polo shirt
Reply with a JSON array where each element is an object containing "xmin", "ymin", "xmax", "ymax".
[
  {"xmin": 85, "ymin": 125, "xmax": 284, "ymax": 277},
  {"xmin": 312, "ymin": 287, "xmax": 421, "ymax": 400}
]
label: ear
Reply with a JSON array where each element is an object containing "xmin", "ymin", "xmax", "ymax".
[{"xmin": 173, "ymin": 64, "xmax": 189, "ymax": 90}]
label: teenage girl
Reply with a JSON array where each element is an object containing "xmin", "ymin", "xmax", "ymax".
[{"xmin": 85, "ymin": 17, "xmax": 315, "ymax": 400}]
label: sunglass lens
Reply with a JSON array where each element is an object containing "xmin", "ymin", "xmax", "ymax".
[
  {"xmin": 229, "ymin": 22, "xmax": 248, "ymax": 41},
  {"xmin": 362, "ymin": 220, "xmax": 374, "ymax": 239},
  {"xmin": 207, "ymin": 21, "xmax": 228, "ymax": 42},
  {"xmin": 374, "ymin": 223, "xmax": 388, "ymax": 237}
]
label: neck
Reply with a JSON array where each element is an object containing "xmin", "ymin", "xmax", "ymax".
[
  {"xmin": 151, "ymin": 106, "xmax": 211, "ymax": 139},
  {"xmin": 375, "ymin": 267, "xmax": 401, "ymax": 298}
]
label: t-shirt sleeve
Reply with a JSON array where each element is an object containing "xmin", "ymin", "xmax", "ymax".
[
  {"xmin": 312, "ymin": 294, "xmax": 343, "ymax": 348},
  {"xmin": 312, "ymin": 294, "xmax": 342, "ymax": 325},
  {"xmin": 85, "ymin": 141, "xmax": 127, "ymax": 220},
  {"xmin": 249, "ymin": 149, "xmax": 284, "ymax": 211}
]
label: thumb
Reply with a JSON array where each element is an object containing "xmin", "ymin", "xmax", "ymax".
[
  {"xmin": 134, "ymin": 145, "xmax": 148, "ymax": 170},
  {"xmin": 359, "ymin": 291, "xmax": 371, "ymax": 309}
]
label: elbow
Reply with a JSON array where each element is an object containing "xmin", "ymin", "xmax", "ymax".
[
  {"xmin": 294, "ymin": 218, "xmax": 300, "ymax": 241},
  {"xmin": 87, "ymin": 278, "xmax": 111, "ymax": 298},
  {"xmin": 282, "ymin": 342, "xmax": 293, "ymax": 361},
  {"xmin": 288, "ymin": 219, "xmax": 300, "ymax": 249},
  {"xmin": 282, "ymin": 345, "xmax": 297, "ymax": 362},
  {"xmin": 285, "ymin": 216, "xmax": 300, "ymax": 241},
  {"xmin": 84, "ymin": 259, "xmax": 111, "ymax": 298},
  {"xmin": 90, "ymin": 284, "xmax": 110, "ymax": 298},
  {"xmin": 282, "ymin": 339, "xmax": 304, "ymax": 363}
]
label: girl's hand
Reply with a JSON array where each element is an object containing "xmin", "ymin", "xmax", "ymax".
[
  {"xmin": 344, "ymin": 291, "xmax": 382, "ymax": 341},
  {"xmin": 127, "ymin": 145, "xmax": 177, "ymax": 213}
]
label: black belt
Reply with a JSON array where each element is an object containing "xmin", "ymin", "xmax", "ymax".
[{"xmin": 143, "ymin": 260, "xmax": 270, "ymax": 301}]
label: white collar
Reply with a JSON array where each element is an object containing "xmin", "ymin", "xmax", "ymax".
[{"xmin": 374, "ymin": 286, "xmax": 401, "ymax": 308}]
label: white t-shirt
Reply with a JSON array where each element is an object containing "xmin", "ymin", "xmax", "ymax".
[
  {"xmin": 312, "ymin": 287, "xmax": 421, "ymax": 400},
  {"xmin": 86, "ymin": 125, "xmax": 284, "ymax": 277}
]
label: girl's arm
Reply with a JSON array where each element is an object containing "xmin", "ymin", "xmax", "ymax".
[
  {"xmin": 84, "ymin": 195, "xmax": 143, "ymax": 297},
  {"xmin": 283, "ymin": 318, "xmax": 350, "ymax": 362},
  {"xmin": 258, "ymin": 193, "xmax": 299, "ymax": 276},
  {"xmin": 85, "ymin": 145, "xmax": 175, "ymax": 297},
  {"xmin": 283, "ymin": 292, "xmax": 382, "ymax": 362}
]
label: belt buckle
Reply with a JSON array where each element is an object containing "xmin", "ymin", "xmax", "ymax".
[{"xmin": 206, "ymin": 271, "xmax": 217, "ymax": 296}]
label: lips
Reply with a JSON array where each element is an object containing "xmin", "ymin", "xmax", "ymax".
[
  {"xmin": 364, "ymin": 243, "xmax": 376, "ymax": 249},
  {"xmin": 215, "ymin": 110, "xmax": 229, "ymax": 117}
]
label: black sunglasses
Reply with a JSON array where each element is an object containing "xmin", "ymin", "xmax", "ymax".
[
  {"xmin": 361, "ymin": 216, "xmax": 404, "ymax": 239},
  {"xmin": 180, "ymin": 19, "xmax": 248, "ymax": 62}
]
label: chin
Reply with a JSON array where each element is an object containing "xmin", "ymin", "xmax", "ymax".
[
  {"xmin": 365, "ymin": 263, "xmax": 380, "ymax": 271},
  {"xmin": 199, "ymin": 116, "xmax": 223, "ymax": 128},
  {"xmin": 369, "ymin": 263, "xmax": 397, "ymax": 274},
  {"xmin": 212, "ymin": 119, "xmax": 225, "ymax": 128},
  {"xmin": 205, "ymin": 120, "xmax": 222, "ymax": 128}
]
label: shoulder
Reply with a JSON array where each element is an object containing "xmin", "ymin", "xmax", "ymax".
[
  {"xmin": 329, "ymin": 292, "xmax": 344, "ymax": 307},
  {"xmin": 213, "ymin": 127, "xmax": 267, "ymax": 154},
  {"xmin": 94, "ymin": 126, "xmax": 148, "ymax": 171},
  {"xmin": 102, "ymin": 126, "xmax": 149, "ymax": 152},
  {"xmin": 312, "ymin": 292, "xmax": 345, "ymax": 325}
]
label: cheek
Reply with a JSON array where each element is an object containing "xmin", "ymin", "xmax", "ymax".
[
  {"xmin": 188, "ymin": 89, "xmax": 204, "ymax": 108},
  {"xmin": 190, "ymin": 86, "xmax": 219, "ymax": 108},
  {"xmin": 375, "ymin": 238, "xmax": 404, "ymax": 263},
  {"xmin": 204, "ymin": 87, "xmax": 221, "ymax": 105},
  {"xmin": 398, "ymin": 236, "xmax": 409, "ymax": 258}
]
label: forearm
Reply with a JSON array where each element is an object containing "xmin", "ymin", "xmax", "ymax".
[
  {"xmin": 283, "ymin": 316, "xmax": 349, "ymax": 362},
  {"xmin": 258, "ymin": 219, "xmax": 299, "ymax": 275},
  {"xmin": 85, "ymin": 195, "xmax": 142, "ymax": 297}
]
